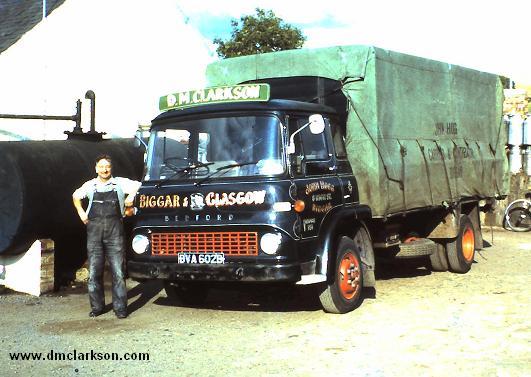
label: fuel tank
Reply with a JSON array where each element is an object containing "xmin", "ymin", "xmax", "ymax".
[{"xmin": 0, "ymin": 138, "xmax": 144, "ymax": 255}]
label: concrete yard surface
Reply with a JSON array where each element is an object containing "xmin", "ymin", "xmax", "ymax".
[{"xmin": 1, "ymin": 228, "xmax": 530, "ymax": 377}]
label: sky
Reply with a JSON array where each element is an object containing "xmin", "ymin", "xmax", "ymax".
[
  {"xmin": 1, "ymin": 0, "xmax": 530, "ymax": 141},
  {"xmin": 177, "ymin": 0, "xmax": 531, "ymax": 85}
]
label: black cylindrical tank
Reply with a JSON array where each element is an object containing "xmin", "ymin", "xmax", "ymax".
[{"xmin": 0, "ymin": 138, "xmax": 144, "ymax": 255}]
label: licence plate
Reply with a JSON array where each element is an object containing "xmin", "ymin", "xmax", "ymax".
[{"xmin": 177, "ymin": 253, "xmax": 225, "ymax": 264}]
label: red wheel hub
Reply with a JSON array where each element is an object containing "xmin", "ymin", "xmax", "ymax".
[
  {"xmin": 462, "ymin": 226, "xmax": 475, "ymax": 262},
  {"xmin": 338, "ymin": 252, "xmax": 361, "ymax": 300}
]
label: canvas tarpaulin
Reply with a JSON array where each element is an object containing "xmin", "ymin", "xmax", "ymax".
[{"xmin": 206, "ymin": 45, "xmax": 508, "ymax": 217}]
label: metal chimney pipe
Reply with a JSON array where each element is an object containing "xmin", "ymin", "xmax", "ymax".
[{"xmin": 85, "ymin": 90, "xmax": 96, "ymax": 133}]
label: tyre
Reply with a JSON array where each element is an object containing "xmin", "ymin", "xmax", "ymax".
[
  {"xmin": 446, "ymin": 215, "xmax": 475, "ymax": 273},
  {"xmin": 319, "ymin": 235, "xmax": 364, "ymax": 314},
  {"xmin": 163, "ymin": 281, "xmax": 209, "ymax": 306},
  {"xmin": 504, "ymin": 200, "xmax": 531, "ymax": 232},
  {"xmin": 429, "ymin": 243, "xmax": 449, "ymax": 272}
]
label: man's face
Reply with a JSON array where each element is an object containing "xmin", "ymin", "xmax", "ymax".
[{"xmin": 95, "ymin": 159, "xmax": 112, "ymax": 181}]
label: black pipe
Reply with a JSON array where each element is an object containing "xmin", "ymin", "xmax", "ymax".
[
  {"xmin": 85, "ymin": 90, "xmax": 96, "ymax": 133},
  {"xmin": 0, "ymin": 114, "xmax": 77, "ymax": 121},
  {"xmin": 74, "ymin": 99, "xmax": 82, "ymax": 131},
  {"xmin": 0, "ymin": 93, "xmax": 102, "ymax": 140},
  {"xmin": 0, "ymin": 99, "xmax": 82, "ymax": 131}
]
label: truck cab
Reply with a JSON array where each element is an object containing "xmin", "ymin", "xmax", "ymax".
[{"xmin": 127, "ymin": 84, "xmax": 372, "ymax": 313}]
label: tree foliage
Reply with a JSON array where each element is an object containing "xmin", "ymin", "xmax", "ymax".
[{"xmin": 213, "ymin": 8, "xmax": 306, "ymax": 59}]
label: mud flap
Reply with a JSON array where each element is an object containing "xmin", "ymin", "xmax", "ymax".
[{"xmin": 355, "ymin": 226, "xmax": 376, "ymax": 287}]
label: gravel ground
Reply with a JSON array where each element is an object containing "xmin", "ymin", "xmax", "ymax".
[{"xmin": 1, "ymin": 228, "xmax": 530, "ymax": 377}]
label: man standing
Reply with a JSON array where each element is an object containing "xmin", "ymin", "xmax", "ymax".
[{"xmin": 73, "ymin": 154, "xmax": 141, "ymax": 319}]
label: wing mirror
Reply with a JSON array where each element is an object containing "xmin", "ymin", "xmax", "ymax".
[
  {"xmin": 308, "ymin": 114, "xmax": 325, "ymax": 134},
  {"xmin": 288, "ymin": 114, "xmax": 325, "ymax": 154}
]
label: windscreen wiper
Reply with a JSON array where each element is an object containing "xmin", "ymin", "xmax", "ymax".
[
  {"xmin": 194, "ymin": 161, "xmax": 259, "ymax": 186},
  {"xmin": 156, "ymin": 161, "xmax": 214, "ymax": 188}
]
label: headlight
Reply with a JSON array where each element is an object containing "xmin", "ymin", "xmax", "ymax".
[
  {"xmin": 260, "ymin": 233, "xmax": 282, "ymax": 255},
  {"xmin": 132, "ymin": 234, "xmax": 150, "ymax": 254}
]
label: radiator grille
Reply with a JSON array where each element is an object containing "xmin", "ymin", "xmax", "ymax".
[{"xmin": 151, "ymin": 232, "xmax": 258, "ymax": 256}]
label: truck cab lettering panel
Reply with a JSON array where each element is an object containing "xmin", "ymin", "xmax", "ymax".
[
  {"xmin": 134, "ymin": 181, "xmax": 299, "ymax": 237},
  {"xmin": 138, "ymin": 190, "xmax": 266, "ymax": 209},
  {"xmin": 296, "ymin": 178, "xmax": 343, "ymax": 238}
]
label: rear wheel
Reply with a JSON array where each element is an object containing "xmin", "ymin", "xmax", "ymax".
[
  {"xmin": 429, "ymin": 243, "xmax": 449, "ymax": 272},
  {"xmin": 446, "ymin": 215, "xmax": 475, "ymax": 273},
  {"xmin": 163, "ymin": 281, "xmax": 209, "ymax": 306},
  {"xmin": 319, "ymin": 236, "xmax": 364, "ymax": 314}
]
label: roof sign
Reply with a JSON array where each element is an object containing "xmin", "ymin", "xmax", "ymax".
[{"xmin": 159, "ymin": 84, "xmax": 270, "ymax": 111}]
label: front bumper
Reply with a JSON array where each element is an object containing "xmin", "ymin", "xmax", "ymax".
[{"xmin": 127, "ymin": 260, "xmax": 302, "ymax": 282}]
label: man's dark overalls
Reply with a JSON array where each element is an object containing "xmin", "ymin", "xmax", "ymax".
[{"xmin": 87, "ymin": 187, "xmax": 127, "ymax": 315}]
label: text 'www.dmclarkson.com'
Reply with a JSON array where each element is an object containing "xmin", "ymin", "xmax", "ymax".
[{"xmin": 9, "ymin": 349, "xmax": 150, "ymax": 361}]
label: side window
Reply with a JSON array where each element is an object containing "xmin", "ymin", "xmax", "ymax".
[
  {"xmin": 331, "ymin": 122, "xmax": 347, "ymax": 159},
  {"xmin": 289, "ymin": 116, "xmax": 334, "ymax": 177},
  {"xmin": 293, "ymin": 118, "xmax": 328, "ymax": 161}
]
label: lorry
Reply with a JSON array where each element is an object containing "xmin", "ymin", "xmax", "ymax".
[{"xmin": 127, "ymin": 45, "xmax": 508, "ymax": 313}]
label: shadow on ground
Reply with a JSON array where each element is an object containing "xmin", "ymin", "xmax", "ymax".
[
  {"xmin": 153, "ymin": 283, "xmax": 324, "ymax": 313},
  {"xmin": 375, "ymin": 258, "xmax": 432, "ymax": 280}
]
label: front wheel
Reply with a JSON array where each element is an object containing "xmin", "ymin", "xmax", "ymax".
[{"xmin": 319, "ymin": 236, "xmax": 364, "ymax": 314}]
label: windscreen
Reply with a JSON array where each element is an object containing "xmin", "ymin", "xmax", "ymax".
[{"xmin": 145, "ymin": 115, "xmax": 284, "ymax": 181}]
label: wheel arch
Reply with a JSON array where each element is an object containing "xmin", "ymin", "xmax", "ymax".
[
  {"xmin": 315, "ymin": 204, "xmax": 375, "ymax": 287},
  {"xmin": 427, "ymin": 200, "xmax": 482, "ymax": 248}
]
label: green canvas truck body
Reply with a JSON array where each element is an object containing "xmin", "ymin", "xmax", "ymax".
[{"xmin": 206, "ymin": 45, "xmax": 508, "ymax": 217}]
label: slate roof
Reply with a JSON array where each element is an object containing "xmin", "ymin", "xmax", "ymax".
[{"xmin": 0, "ymin": 0, "xmax": 66, "ymax": 54}]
